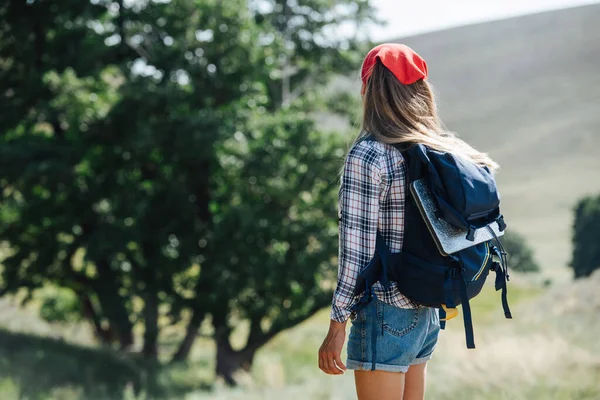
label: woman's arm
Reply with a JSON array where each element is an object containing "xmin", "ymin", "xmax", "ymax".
[
  {"xmin": 320, "ymin": 142, "xmax": 382, "ymax": 375},
  {"xmin": 331, "ymin": 143, "xmax": 382, "ymax": 323}
]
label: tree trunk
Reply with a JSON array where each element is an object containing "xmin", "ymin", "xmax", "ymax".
[
  {"xmin": 95, "ymin": 259, "xmax": 134, "ymax": 350},
  {"xmin": 171, "ymin": 308, "xmax": 206, "ymax": 362},
  {"xmin": 94, "ymin": 288, "xmax": 134, "ymax": 350},
  {"xmin": 80, "ymin": 291, "xmax": 113, "ymax": 345},
  {"xmin": 116, "ymin": 320, "xmax": 134, "ymax": 351},
  {"xmin": 215, "ymin": 336, "xmax": 256, "ymax": 386},
  {"xmin": 212, "ymin": 311, "xmax": 257, "ymax": 386},
  {"xmin": 142, "ymin": 290, "xmax": 159, "ymax": 359}
]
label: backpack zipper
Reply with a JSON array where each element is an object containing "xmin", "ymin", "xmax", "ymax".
[{"xmin": 472, "ymin": 242, "xmax": 491, "ymax": 281}]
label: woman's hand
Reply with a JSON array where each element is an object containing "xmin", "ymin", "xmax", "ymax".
[{"xmin": 318, "ymin": 319, "xmax": 348, "ymax": 375}]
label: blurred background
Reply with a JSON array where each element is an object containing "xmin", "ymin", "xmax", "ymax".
[{"xmin": 1, "ymin": 0, "xmax": 599, "ymax": 399}]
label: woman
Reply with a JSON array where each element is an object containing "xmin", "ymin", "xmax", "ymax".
[{"xmin": 318, "ymin": 43, "xmax": 498, "ymax": 400}]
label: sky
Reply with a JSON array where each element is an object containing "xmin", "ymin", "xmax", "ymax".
[{"xmin": 369, "ymin": 0, "xmax": 600, "ymax": 40}]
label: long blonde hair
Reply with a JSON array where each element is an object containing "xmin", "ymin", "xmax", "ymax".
[{"xmin": 359, "ymin": 60, "xmax": 498, "ymax": 171}]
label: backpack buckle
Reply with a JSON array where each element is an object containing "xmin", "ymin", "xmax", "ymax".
[
  {"xmin": 490, "ymin": 261, "xmax": 499, "ymax": 272},
  {"xmin": 466, "ymin": 226, "xmax": 476, "ymax": 241},
  {"xmin": 491, "ymin": 245, "xmax": 502, "ymax": 259},
  {"xmin": 496, "ymin": 215, "xmax": 507, "ymax": 231},
  {"xmin": 448, "ymin": 267, "xmax": 460, "ymax": 279}
]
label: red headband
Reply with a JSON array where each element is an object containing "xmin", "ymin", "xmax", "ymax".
[{"xmin": 361, "ymin": 43, "xmax": 428, "ymax": 89}]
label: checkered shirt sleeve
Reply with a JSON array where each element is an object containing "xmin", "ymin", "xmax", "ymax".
[{"xmin": 330, "ymin": 139, "xmax": 416, "ymax": 323}]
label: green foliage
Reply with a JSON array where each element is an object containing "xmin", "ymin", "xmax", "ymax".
[
  {"xmin": 501, "ymin": 231, "xmax": 540, "ymax": 273},
  {"xmin": 39, "ymin": 287, "xmax": 82, "ymax": 324},
  {"xmin": 213, "ymin": 107, "xmax": 343, "ymax": 324},
  {"xmin": 0, "ymin": 0, "xmax": 376, "ymax": 383},
  {"xmin": 571, "ymin": 194, "xmax": 600, "ymax": 278}
]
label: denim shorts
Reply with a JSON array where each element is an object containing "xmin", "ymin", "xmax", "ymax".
[{"xmin": 346, "ymin": 299, "xmax": 440, "ymax": 373}]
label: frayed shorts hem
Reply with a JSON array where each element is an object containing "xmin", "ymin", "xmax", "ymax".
[{"xmin": 346, "ymin": 359, "xmax": 409, "ymax": 373}]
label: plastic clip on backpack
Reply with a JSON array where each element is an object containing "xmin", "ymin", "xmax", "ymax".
[{"xmin": 352, "ymin": 141, "xmax": 512, "ymax": 349}]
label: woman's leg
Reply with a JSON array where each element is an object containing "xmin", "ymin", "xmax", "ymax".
[
  {"xmin": 354, "ymin": 370, "xmax": 405, "ymax": 400},
  {"xmin": 403, "ymin": 362, "xmax": 427, "ymax": 400}
]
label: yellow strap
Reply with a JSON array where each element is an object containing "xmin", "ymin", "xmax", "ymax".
[{"xmin": 441, "ymin": 304, "xmax": 459, "ymax": 321}]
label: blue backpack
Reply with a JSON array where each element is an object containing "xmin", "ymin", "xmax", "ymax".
[{"xmin": 352, "ymin": 142, "xmax": 511, "ymax": 349}]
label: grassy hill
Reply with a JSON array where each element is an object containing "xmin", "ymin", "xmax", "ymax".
[{"xmin": 337, "ymin": 3, "xmax": 600, "ymax": 279}]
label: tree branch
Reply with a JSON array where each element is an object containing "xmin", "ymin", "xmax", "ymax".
[{"xmin": 244, "ymin": 299, "xmax": 326, "ymax": 354}]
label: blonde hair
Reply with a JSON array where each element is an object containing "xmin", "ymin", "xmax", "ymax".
[{"xmin": 359, "ymin": 60, "xmax": 499, "ymax": 171}]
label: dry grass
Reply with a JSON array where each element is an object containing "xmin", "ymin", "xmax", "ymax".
[
  {"xmin": 0, "ymin": 267, "xmax": 598, "ymax": 400},
  {"xmin": 0, "ymin": 293, "xmax": 96, "ymax": 346},
  {"xmin": 2, "ymin": 264, "xmax": 597, "ymax": 400},
  {"xmin": 186, "ymin": 273, "xmax": 600, "ymax": 400}
]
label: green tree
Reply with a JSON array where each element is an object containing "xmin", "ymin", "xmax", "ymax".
[
  {"xmin": 501, "ymin": 231, "xmax": 540, "ymax": 273},
  {"xmin": 0, "ymin": 0, "xmax": 375, "ymax": 384},
  {"xmin": 570, "ymin": 194, "xmax": 600, "ymax": 278}
]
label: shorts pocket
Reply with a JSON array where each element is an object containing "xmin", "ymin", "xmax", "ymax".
[{"xmin": 377, "ymin": 301, "xmax": 420, "ymax": 337}]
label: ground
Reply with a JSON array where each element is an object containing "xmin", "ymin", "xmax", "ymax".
[{"xmin": 2, "ymin": 273, "xmax": 599, "ymax": 399}]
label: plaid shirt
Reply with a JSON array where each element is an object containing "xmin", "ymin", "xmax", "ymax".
[{"xmin": 330, "ymin": 137, "xmax": 417, "ymax": 323}]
